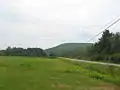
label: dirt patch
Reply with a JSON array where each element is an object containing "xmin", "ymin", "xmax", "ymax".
[
  {"xmin": 95, "ymin": 84, "xmax": 120, "ymax": 90},
  {"xmin": 51, "ymin": 83, "xmax": 71, "ymax": 89}
]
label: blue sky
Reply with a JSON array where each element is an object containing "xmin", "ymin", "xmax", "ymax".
[{"xmin": 0, "ymin": 0, "xmax": 120, "ymax": 49}]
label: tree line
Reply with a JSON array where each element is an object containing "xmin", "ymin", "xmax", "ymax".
[
  {"xmin": 90, "ymin": 30, "xmax": 120, "ymax": 63},
  {"xmin": 0, "ymin": 47, "xmax": 48, "ymax": 57},
  {"xmin": 0, "ymin": 30, "xmax": 120, "ymax": 63}
]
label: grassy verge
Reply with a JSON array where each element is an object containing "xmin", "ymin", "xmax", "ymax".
[{"xmin": 61, "ymin": 58, "xmax": 120, "ymax": 86}]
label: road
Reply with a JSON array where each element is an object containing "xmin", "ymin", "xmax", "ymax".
[{"xmin": 60, "ymin": 57, "xmax": 120, "ymax": 67}]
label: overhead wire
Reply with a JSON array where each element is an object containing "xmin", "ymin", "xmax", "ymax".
[{"xmin": 87, "ymin": 18, "xmax": 120, "ymax": 42}]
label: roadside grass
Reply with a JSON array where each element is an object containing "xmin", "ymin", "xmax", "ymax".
[
  {"xmin": 61, "ymin": 58, "xmax": 120, "ymax": 86},
  {"xmin": 0, "ymin": 56, "xmax": 119, "ymax": 90}
]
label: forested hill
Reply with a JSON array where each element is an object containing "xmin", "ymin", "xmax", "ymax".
[{"xmin": 45, "ymin": 43, "xmax": 92, "ymax": 58}]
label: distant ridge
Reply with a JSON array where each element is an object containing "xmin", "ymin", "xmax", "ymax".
[{"xmin": 45, "ymin": 43, "xmax": 92, "ymax": 57}]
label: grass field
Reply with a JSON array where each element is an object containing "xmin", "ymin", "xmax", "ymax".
[
  {"xmin": 0, "ymin": 56, "xmax": 120, "ymax": 90},
  {"xmin": 62, "ymin": 58, "xmax": 120, "ymax": 85}
]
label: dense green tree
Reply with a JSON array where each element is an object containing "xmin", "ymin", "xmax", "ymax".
[
  {"xmin": 91, "ymin": 30, "xmax": 120, "ymax": 63},
  {"xmin": 111, "ymin": 32, "xmax": 120, "ymax": 54},
  {"xmin": 93, "ymin": 30, "xmax": 112, "ymax": 54}
]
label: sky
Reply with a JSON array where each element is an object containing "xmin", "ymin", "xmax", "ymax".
[{"xmin": 0, "ymin": 0, "xmax": 120, "ymax": 49}]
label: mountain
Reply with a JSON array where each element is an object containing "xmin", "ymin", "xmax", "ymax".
[{"xmin": 45, "ymin": 43, "xmax": 92, "ymax": 58}]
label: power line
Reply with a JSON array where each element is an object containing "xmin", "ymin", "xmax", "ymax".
[
  {"xmin": 106, "ymin": 18, "xmax": 120, "ymax": 29},
  {"xmin": 87, "ymin": 18, "xmax": 120, "ymax": 42}
]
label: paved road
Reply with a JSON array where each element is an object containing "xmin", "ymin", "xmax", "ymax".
[{"xmin": 60, "ymin": 57, "xmax": 120, "ymax": 67}]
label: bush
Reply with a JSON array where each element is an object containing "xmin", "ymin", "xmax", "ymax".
[
  {"xmin": 91, "ymin": 54, "xmax": 105, "ymax": 61},
  {"xmin": 109, "ymin": 54, "xmax": 120, "ymax": 63},
  {"xmin": 91, "ymin": 53, "xmax": 120, "ymax": 63},
  {"xmin": 75, "ymin": 56, "xmax": 82, "ymax": 59}
]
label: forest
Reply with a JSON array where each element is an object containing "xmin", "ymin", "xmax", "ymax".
[
  {"xmin": 90, "ymin": 30, "xmax": 120, "ymax": 63},
  {"xmin": 0, "ymin": 47, "xmax": 47, "ymax": 57}
]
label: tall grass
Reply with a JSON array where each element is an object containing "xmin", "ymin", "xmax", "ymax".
[{"xmin": 62, "ymin": 58, "xmax": 120, "ymax": 86}]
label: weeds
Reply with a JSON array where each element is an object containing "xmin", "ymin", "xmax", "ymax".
[{"xmin": 61, "ymin": 58, "xmax": 120, "ymax": 85}]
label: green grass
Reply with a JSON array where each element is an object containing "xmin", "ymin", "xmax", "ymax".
[
  {"xmin": 0, "ymin": 56, "xmax": 119, "ymax": 90},
  {"xmin": 62, "ymin": 58, "xmax": 120, "ymax": 86}
]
